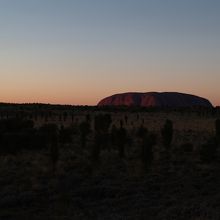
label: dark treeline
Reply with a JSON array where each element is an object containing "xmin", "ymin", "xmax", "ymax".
[{"xmin": 1, "ymin": 103, "xmax": 220, "ymax": 119}]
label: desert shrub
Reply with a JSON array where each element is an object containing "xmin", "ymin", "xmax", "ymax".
[
  {"xmin": 91, "ymin": 114, "xmax": 112, "ymax": 165},
  {"xmin": 59, "ymin": 125, "xmax": 73, "ymax": 144},
  {"xmin": 94, "ymin": 114, "xmax": 112, "ymax": 148},
  {"xmin": 79, "ymin": 121, "xmax": 91, "ymax": 148},
  {"xmin": 38, "ymin": 123, "xmax": 60, "ymax": 172},
  {"xmin": 141, "ymin": 132, "xmax": 157, "ymax": 171},
  {"xmin": 38, "ymin": 123, "xmax": 58, "ymax": 144},
  {"xmin": 0, "ymin": 132, "xmax": 34, "ymax": 154},
  {"xmin": 137, "ymin": 125, "xmax": 148, "ymax": 139},
  {"xmin": 161, "ymin": 119, "xmax": 173, "ymax": 150},
  {"xmin": 200, "ymin": 137, "xmax": 218, "ymax": 163},
  {"xmin": 110, "ymin": 124, "xmax": 117, "ymax": 147},
  {"xmin": 94, "ymin": 114, "xmax": 112, "ymax": 133},
  {"xmin": 0, "ymin": 118, "xmax": 34, "ymax": 133},
  {"xmin": 116, "ymin": 124, "xmax": 127, "ymax": 158},
  {"xmin": 0, "ymin": 118, "xmax": 37, "ymax": 153}
]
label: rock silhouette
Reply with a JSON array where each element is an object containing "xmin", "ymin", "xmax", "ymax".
[{"xmin": 98, "ymin": 92, "xmax": 213, "ymax": 108}]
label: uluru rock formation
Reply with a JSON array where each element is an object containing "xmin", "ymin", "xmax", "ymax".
[{"xmin": 98, "ymin": 92, "xmax": 213, "ymax": 108}]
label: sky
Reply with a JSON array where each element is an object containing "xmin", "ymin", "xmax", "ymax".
[{"xmin": 0, "ymin": 0, "xmax": 219, "ymax": 106}]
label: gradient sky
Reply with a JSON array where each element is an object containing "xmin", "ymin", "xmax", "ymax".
[{"xmin": 0, "ymin": 0, "xmax": 219, "ymax": 106}]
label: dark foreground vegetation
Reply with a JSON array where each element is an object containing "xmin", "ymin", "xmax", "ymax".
[{"xmin": 1, "ymin": 104, "xmax": 220, "ymax": 219}]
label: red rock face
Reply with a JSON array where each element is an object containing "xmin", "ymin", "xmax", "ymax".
[{"xmin": 97, "ymin": 92, "xmax": 213, "ymax": 108}]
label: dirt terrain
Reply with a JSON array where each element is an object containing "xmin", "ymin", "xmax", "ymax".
[{"xmin": 0, "ymin": 107, "xmax": 220, "ymax": 219}]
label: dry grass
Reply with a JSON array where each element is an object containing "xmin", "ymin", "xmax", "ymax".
[{"xmin": 0, "ymin": 111, "xmax": 220, "ymax": 219}]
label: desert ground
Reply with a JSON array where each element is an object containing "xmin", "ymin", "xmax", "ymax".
[{"xmin": 0, "ymin": 105, "xmax": 220, "ymax": 219}]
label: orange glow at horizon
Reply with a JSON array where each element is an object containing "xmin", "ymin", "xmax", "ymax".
[{"xmin": 0, "ymin": 0, "xmax": 220, "ymax": 107}]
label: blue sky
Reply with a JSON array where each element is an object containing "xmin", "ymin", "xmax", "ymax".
[{"xmin": 0, "ymin": 0, "xmax": 219, "ymax": 105}]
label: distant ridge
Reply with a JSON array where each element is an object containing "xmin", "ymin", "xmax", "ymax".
[{"xmin": 98, "ymin": 92, "xmax": 213, "ymax": 108}]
